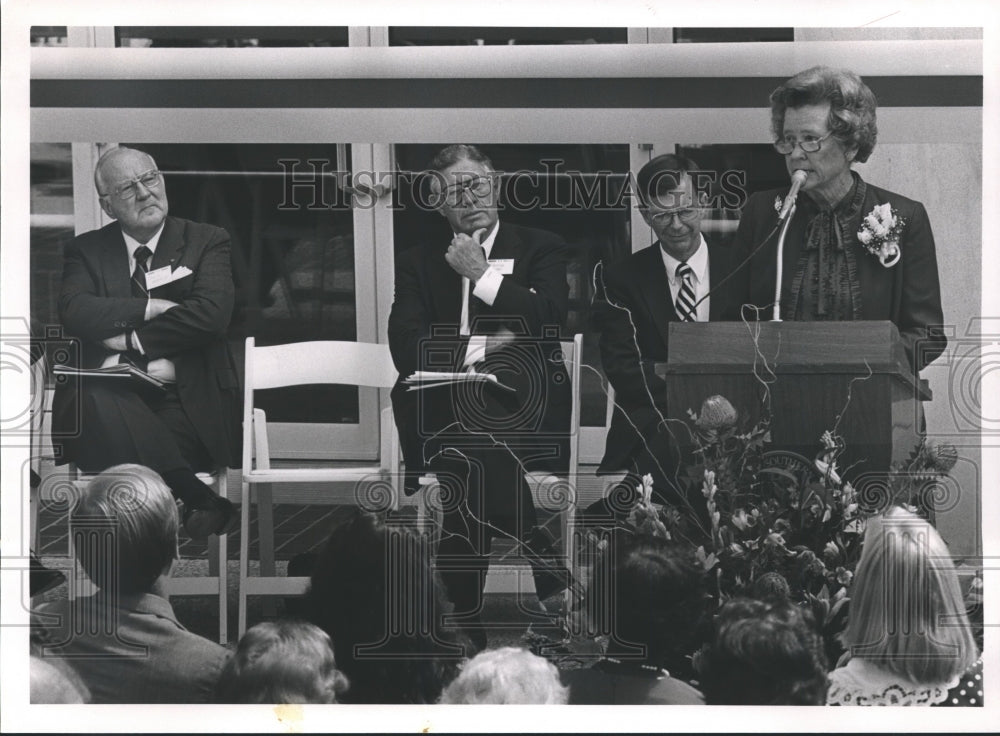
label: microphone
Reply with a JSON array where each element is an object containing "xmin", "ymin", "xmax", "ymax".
[{"xmin": 777, "ymin": 170, "xmax": 808, "ymax": 221}]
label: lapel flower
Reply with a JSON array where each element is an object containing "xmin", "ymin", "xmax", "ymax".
[
  {"xmin": 774, "ymin": 195, "xmax": 783, "ymax": 214},
  {"xmin": 857, "ymin": 203, "xmax": 905, "ymax": 268}
]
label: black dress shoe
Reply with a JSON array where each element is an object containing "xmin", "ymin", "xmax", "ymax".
[
  {"xmin": 30, "ymin": 553, "xmax": 66, "ymax": 597},
  {"xmin": 183, "ymin": 496, "xmax": 238, "ymax": 540}
]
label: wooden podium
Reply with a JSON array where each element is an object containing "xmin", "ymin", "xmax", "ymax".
[{"xmin": 657, "ymin": 321, "xmax": 930, "ymax": 478}]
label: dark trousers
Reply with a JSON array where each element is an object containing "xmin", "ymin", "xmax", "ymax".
[
  {"xmin": 432, "ymin": 445, "xmax": 568, "ymax": 648},
  {"xmin": 54, "ymin": 378, "xmax": 213, "ymax": 505}
]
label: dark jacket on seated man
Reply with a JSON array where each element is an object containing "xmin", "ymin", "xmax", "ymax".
[
  {"xmin": 31, "ymin": 464, "xmax": 230, "ymax": 704},
  {"xmin": 33, "ymin": 592, "xmax": 229, "ymax": 704},
  {"xmin": 596, "ymin": 154, "xmax": 750, "ymax": 505}
]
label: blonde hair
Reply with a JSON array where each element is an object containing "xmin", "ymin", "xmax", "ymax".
[
  {"xmin": 217, "ymin": 620, "xmax": 349, "ymax": 704},
  {"xmin": 439, "ymin": 647, "xmax": 568, "ymax": 704},
  {"xmin": 844, "ymin": 507, "xmax": 977, "ymax": 683},
  {"xmin": 72, "ymin": 464, "xmax": 177, "ymax": 593}
]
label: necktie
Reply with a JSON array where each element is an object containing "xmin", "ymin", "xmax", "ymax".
[
  {"xmin": 132, "ymin": 245, "xmax": 152, "ymax": 299},
  {"xmin": 461, "ymin": 245, "xmax": 488, "ymax": 334},
  {"xmin": 675, "ymin": 261, "xmax": 697, "ymax": 322},
  {"xmin": 126, "ymin": 245, "xmax": 152, "ymax": 371}
]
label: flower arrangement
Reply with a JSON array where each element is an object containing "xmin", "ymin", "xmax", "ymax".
[
  {"xmin": 857, "ymin": 202, "xmax": 904, "ymax": 268},
  {"xmin": 607, "ymin": 394, "xmax": 959, "ymax": 663}
]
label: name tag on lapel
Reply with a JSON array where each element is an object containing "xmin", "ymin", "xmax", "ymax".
[
  {"xmin": 488, "ymin": 258, "xmax": 515, "ymax": 275},
  {"xmin": 145, "ymin": 265, "xmax": 192, "ymax": 290}
]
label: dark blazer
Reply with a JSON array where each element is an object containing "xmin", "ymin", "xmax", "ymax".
[
  {"xmin": 597, "ymin": 238, "xmax": 750, "ymax": 473},
  {"xmin": 740, "ymin": 173, "xmax": 947, "ymax": 373},
  {"xmin": 54, "ymin": 216, "xmax": 241, "ymax": 467},
  {"xmin": 388, "ymin": 222, "xmax": 571, "ymax": 491}
]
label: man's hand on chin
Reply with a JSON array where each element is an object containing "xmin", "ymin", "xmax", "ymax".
[{"xmin": 445, "ymin": 228, "xmax": 489, "ymax": 281}]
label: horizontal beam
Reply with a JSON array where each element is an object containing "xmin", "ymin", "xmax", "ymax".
[
  {"xmin": 31, "ymin": 106, "xmax": 981, "ymax": 144},
  {"xmin": 30, "ymin": 75, "xmax": 982, "ymax": 109},
  {"xmin": 31, "ymin": 40, "xmax": 982, "ymax": 79}
]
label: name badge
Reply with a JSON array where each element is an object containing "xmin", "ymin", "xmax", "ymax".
[
  {"xmin": 488, "ymin": 258, "xmax": 515, "ymax": 275},
  {"xmin": 145, "ymin": 265, "xmax": 193, "ymax": 290}
]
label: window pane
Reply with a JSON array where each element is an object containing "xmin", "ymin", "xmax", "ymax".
[
  {"xmin": 393, "ymin": 143, "xmax": 631, "ymax": 428},
  {"xmin": 124, "ymin": 143, "xmax": 357, "ymax": 424},
  {"xmin": 389, "ymin": 27, "xmax": 627, "ymax": 46},
  {"xmin": 116, "ymin": 27, "xmax": 349, "ymax": 47},
  {"xmin": 673, "ymin": 28, "xmax": 793, "ymax": 43},
  {"xmin": 30, "ymin": 143, "xmax": 74, "ymax": 346},
  {"xmin": 31, "ymin": 26, "xmax": 68, "ymax": 46}
]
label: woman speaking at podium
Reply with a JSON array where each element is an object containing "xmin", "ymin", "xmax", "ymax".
[{"xmin": 737, "ymin": 66, "xmax": 947, "ymax": 374}]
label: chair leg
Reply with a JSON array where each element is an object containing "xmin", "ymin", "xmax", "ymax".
[
  {"xmin": 207, "ymin": 533, "xmax": 228, "ymax": 644},
  {"xmin": 257, "ymin": 483, "xmax": 277, "ymax": 619},
  {"xmin": 238, "ymin": 481, "xmax": 251, "ymax": 638}
]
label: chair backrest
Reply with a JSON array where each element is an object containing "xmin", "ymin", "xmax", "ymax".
[
  {"xmin": 245, "ymin": 338, "xmax": 397, "ymax": 391},
  {"xmin": 242, "ymin": 338, "xmax": 399, "ymax": 471}
]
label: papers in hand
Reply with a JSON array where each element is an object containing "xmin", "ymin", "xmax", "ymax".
[
  {"xmin": 403, "ymin": 370, "xmax": 515, "ymax": 393},
  {"xmin": 53, "ymin": 363, "xmax": 167, "ymax": 391}
]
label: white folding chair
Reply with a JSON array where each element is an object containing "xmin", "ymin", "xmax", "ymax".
[
  {"xmin": 415, "ymin": 333, "xmax": 583, "ymax": 606},
  {"xmin": 239, "ymin": 337, "xmax": 400, "ymax": 636}
]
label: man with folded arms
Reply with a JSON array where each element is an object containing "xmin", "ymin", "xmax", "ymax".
[{"xmin": 53, "ymin": 146, "xmax": 238, "ymax": 538}]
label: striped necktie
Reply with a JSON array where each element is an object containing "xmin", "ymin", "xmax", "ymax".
[
  {"xmin": 675, "ymin": 261, "xmax": 697, "ymax": 322},
  {"xmin": 132, "ymin": 245, "xmax": 152, "ymax": 299}
]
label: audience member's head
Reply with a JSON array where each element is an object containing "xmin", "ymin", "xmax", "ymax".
[
  {"xmin": 306, "ymin": 509, "xmax": 463, "ymax": 704},
  {"xmin": 700, "ymin": 597, "xmax": 829, "ymax": 705},
  {"xmin": 72, "ymin": 464, "xmax": 178, "ymax": 594},
  {"xmin": 593, "ymin": 533, "xmax": 709, "ymax": 673},
  {"xmin": 439, "ymin": 647, "xmax": 567, "ymax": 704},
  {"xmin": 216, "ymin": 620, "xmax": 348, "ymax": 704},
  {"xmin": 843, "ymin": 506, "xmax": 978, "ymax": 684},
  {"xmin": 30, "ymin": 653, "xmax": 90, "ymax": 704}
]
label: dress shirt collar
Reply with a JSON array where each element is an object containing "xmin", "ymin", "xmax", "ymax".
[
  {"xmin": 660, "ymin": 233, "xmax": 708, "ymax": 284},
  {"xmin": 122, "ymin": 221, "xmax": 166, "ymax": 261}
]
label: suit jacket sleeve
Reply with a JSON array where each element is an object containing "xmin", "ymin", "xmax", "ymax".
[
  {"xmin": 134, "ymin": 226, "xmax": 235, "ymax": 360},
  {"xmin": 387, "ymin": 250, "xmax": 427, "ymax": 378},
  {"xmin": 387, "ymin": 249, "xmax": 474, "ymax": 379},
  {"xmin": 491, "ymin": 232, "xmax": 569, "ymax": 335},
  {"xmin": 597, "ymin": 260, "xmax": 667, "ymax": 412},
  {"xmin": 898, "ymin": 201, "xmax": 947, "ymax": 371},
  {"xmin": 58, "ymin": 237, "xmax": 147, "ymax": 341}
]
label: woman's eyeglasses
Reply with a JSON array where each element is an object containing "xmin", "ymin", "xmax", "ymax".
[{"xmin": 774, "ymin": 131, "xmax": 834, "ymax": 155}]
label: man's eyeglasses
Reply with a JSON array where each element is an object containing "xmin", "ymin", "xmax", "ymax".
[
  {"xmin": 102, "ymin": 169, "xmax": 162, "ymax": 201},
  {"xmin": 774, "ymin": 131, "xmax": 834, "ymax": 155},
  {"xmin": 647, "ymin": 207, "xmax": 701, "ymax": 225},
  {"xmin": 436, "ymin": 175, "xmax": 495, "ymax": 207}
]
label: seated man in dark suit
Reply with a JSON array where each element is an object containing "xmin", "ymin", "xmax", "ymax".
[
  {"xmin": 596, "ymin": 154, "xmax": 750, "ymax": 506},
  {"xmin": 31, "ymin": 464, "xmax": 231, "ymax": 704},
  {"xmin": 52, "ymin": 146, "xmax": 239, "ymax": 538},
  {"xmin": 388, "ymin": 144, "xmax": 571, "ymax": 651}
]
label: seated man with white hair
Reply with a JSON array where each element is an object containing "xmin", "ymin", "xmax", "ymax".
[{"xmin": 30, "ymin": 464, "xmax": 231, "ymax": 704}]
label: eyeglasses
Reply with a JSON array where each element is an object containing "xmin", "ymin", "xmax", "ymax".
[
  {"xmin": 102, "ymin": 169, "xmax": 162, "ymax": 201},
  {"xmin": 647, "ymin": 207, "xmax": 701, "ymax": 225},
  {"xmin": 774, "ymin": 131, "xmax": 834, "ymax": 155},
  {"xmin": 435, "ymin": 175, "xmax": 495, "ymax": 207}
]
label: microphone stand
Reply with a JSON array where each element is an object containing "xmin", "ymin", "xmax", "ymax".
[{"xmin": 772, "ymin": 204, "xmax": 796, "ymax": 322}]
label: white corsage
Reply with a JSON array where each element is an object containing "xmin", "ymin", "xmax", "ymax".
[
  {"xmin": 857, "ymin": 203, "xmax": 904, "ymax": 268},
  {"xmin": 774, "ymin": 195, "xmax": 783, "ymax": 215}
]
